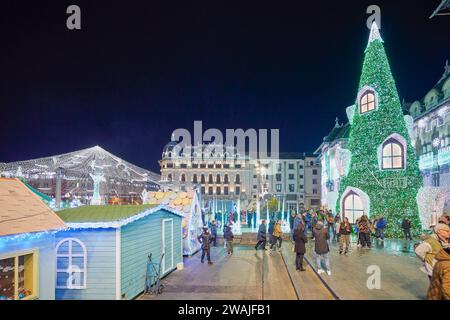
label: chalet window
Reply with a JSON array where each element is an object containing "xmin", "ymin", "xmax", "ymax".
[
  {"xmin": 359, "ymin": 90, "xmax": 376, "ymax": 114},
  {"xmin": 0, "ymin": 251, "xmax": 38, "ymax": 300},
  {"xmin": 382, "ymin": 139, "xmax": 404, "ymax": 170},
  {"xmin": 56, "ymin": 238, "xmax": 87, "ymax": 289}
]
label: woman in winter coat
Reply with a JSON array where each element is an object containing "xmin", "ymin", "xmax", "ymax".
[
  {"xmin": 293, "ymin": 223, "xmax": 308, "ymax": 271},
  {"xmin": 339, "ymin": 217, "xmax": 353, "ymax": 255},
  {"xmin": 427, "ymin": 246, "xmax": 450, "ymax": 300},
  {"xmin": 358, "ymin": 215, "xmax": 372, "ymax": 248}
]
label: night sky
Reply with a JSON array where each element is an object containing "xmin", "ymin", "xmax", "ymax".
[{"xmin": 1, "ymin": 1, "xmax": 449, "ymax": 172}]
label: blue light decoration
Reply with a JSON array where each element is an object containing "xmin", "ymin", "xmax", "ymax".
[
  {"xmin": 0, "ymin": 230, "xmax": 61, "ymax": 249},
  {"xmin": 438, "ymin": 146, "xmax": 450, "ymax": 166},
  {"xmin": 419, "ymin": 153, "xmax": 434, "ymax": 170}
]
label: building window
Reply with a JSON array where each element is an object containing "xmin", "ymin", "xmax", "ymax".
[
  {"xmin": 193, "ymin": 174, "xmax": 198, "ymax": 184},
  {"xmin": 288, "ymin": 174, "xmax": 294, "ymax": 180},
  {"xmin": 208, "ymin": 174, "xmax": 213, "ymax": 184},
  {"xmin": 382, "ymin": 138, "xmax": 404, "ymax": 169},
  {"xmin": 313, "ymin": 179, "xmax": 318, "ymax": 185},
  {"xmin": 167, "ymin": 174, "xmax": 172, "ymax": 182},
  {"xmin": 343, "ymin": 192, "xmax": 364, "ymax": 224},
  {"xmin": 224, "ymin": 187, "xmax": 229, "ymax": 195},
  {"xmin": 223, "ymin": 164, "xmax": 230, "ymax": 169},
  {"xmin": 299, "ymin": 175, "xmax": 304, "ymax": 179},
  {"xmin": 276, "ymin": 174, "xmax": 282, "ymax": 182},
  {"xmin": 235, "ymin": 186, "xmax": 240, "ymax": 195},
  {"xmin": 289, "ymin": 184, "xmax": 295, "ymax": 192},
  {"xmin": 253, "ymin": 185, "xmax": 257, "ymax": 189},
  {"xmin": 0, "ymin": 251, "xmax": 38, "ymax": 300},
  {"xmin": 180, "ymin": 174, "xmax": 186, "ymax": 182},
  {"xmin": 200, "ymin": 164, "xmax": 206, "ymax": 169},
  {"xmin": 313, "ymin": 169, "xmax": 318, "ymax": 175},
  {"xmin": 360, "ymin": 90, "xmax": 376, "ymax": 114},
  {"xmin": 208, "ymin": 187, "xmax": 213, "ymax": 195},
  {"xmin": 216, "ymin": 187, "xmax": 221, "ymax": 195},
  {"xmin": 56, "ymin": 238, "xmax": 87, "ymax": 289},
  {"xmin": 201, "ymin": 186, "xmax": 205, "ymax": 195},
  {"xmin": 276, "ymin": 184, "xmax": 282, "ymax": 192},
  {"xmin": 192, "ymin": 164, "xmax": 198, "ymax": 169},
  {"xmin": 216, "ymin": 164, "xmax": 222, "ymax": 169},
  {"xmin": 216, "ymin": 174, "xmax": 221, "ymax": 184},
  {"xmin": 208, "ymin": 164, "xmax": 214, "ymax": 169},
  {"xmin": 235, "ymin": 174, "xmax": 241, "ymax": 184},
  {"xmin": 299, "ymin": 165, "xmax": 303, "ymax": 169},
  {"xmin": 224, "ymin": 174, "xmax": 229, "ymax": 184},
  {"xmin": 235, "ymin": 164, "xmax": 242, "ymax": 169},
  {"xmin": 180, "ymin": 164, "xmax": 187, "ymax": 169},
  {"xmin": 313, "ymin": 189, "xmax": 318, "ymax": 194},
  {"xmin": 201, "ymin": 174, "xmax": 206, "ymax": 184},
  {"xmin": 277, "ymin": 163, "xmax": 282, "ymax": 171},
  {"xmin": 300, "ymin": 185, "xmax": 304, "ymax": 189},
  {"xmin": 311, "ymin": 199, "xmax": 321, "ymax": 206},
  {"xmin": 288, "ymin": 164, "xmax": 294, "ymax": 170}
]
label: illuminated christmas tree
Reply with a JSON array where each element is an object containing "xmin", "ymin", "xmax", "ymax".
[{"xmin": 337, "ymin": 23, "xmax": 423, "ymax": 238}]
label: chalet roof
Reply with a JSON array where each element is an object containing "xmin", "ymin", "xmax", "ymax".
[
  {"xmin": 0, "ymin": 178, "xmax": 66, "ymax": 237},
  {"xmin": 57, "ymin": 204, "xmax": 183, "ymax": 228}
]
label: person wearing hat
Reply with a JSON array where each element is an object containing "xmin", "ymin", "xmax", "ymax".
[
  {"xmin": 415, "ymin": 223, "xmax": 450, "ymax": 280},
  {"xmin": 198, "ymin": 226, "xmax": 213, "ymax": 264}
]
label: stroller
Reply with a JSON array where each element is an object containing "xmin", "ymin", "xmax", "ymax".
[{"xmin": 144, "ymin": 253, "xmax": 165, "ymax": 295}]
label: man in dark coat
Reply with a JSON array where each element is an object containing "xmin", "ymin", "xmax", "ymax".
[
  {"xmin": 289, "ymin": 212, "xmax": 296, "ymax": 231},
  {"xmin": 293, "ymin": 224, "xmax": 308, "ymax": 271},
  {"xmin": 402, "ymin": 218, "xmax": 412, "ymax": 240},
  {"xmin": 255, "ymin": 220, "xmax": 267, "ymax": 250},
  {"xmin": 313, "ymin": 221, "xmax": 331, "ymax": 275},
  {"xmin": 198, "ymin": 227, "xmax": 213, "ymax": 264},
  {"xmin": 210, "ymin": 220, "xmax": 218, "ymax": 247},
  {"xmin": 224, "ymin": 224, "xmax": 234, "ymax": 255}
]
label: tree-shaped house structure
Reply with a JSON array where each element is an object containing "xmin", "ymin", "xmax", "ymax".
[{"xmin": 337, "ymin": 23, "xmax": 423, "ymax": 237}]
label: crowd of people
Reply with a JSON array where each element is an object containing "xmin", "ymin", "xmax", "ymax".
[{"xmin": 198, "ymin": 208, "xmax": 450, "ymax": 300}]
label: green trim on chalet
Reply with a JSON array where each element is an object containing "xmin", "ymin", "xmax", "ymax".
[
  {"xmin": 57, "ymin": 204, "xmax": 157, "ymax": 223},
  {"xmin": 20, "ymin": 179, "xmax": 53, "ymax": 202}
]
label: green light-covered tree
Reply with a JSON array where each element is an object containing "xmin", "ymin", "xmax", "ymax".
[{"xmin": 337, "ymin": 23, "xmax": 423, "ymax": 238}]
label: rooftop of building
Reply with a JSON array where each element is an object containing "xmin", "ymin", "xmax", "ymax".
[
  {"xmin": 57, "ymin": 204, "xmax": 157, "ymax": 223},
  {"xmin": 0, "ymin": 178, "xmax": 66, "ymax": 237}
]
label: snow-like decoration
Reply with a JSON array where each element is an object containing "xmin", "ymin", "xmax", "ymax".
[
  {"xmin": 346, "ymin": 105, "xmax": 356, "ymax": 125},
  {"xmin": 337, "ymin": 148, "xmax": 352, "ymax": 177},
  {"xmin": 404, "ymin": 115, "xmax": 414, "ymax": 143},
  {"xmin": 417, "ymin": 186, "xmax": 449, "ymax": 230},
  {"xmin": 368, "ymin": 21, "xmax": 383, "ymax": 45}
]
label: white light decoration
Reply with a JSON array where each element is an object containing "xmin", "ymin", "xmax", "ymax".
[
  {"xmin": 367, "ymin": 21, "xmax": 383, "ymax": 45},
  {"xmin": 417, "ymin": 187, "xmax": 449, "ymax": 230},
  {"xmin": 418, "ymin": 119, "xmax": 427, "ymax": 128},
  {"xmin": 433, "ymin": 138, "xmax": 441, "ymax": 148}
]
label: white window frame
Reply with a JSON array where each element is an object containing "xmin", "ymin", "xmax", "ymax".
[
  {"xmin": 358, "ymin": 86, "xmax": 378, "ymax": 115},
  {"xmin": 377, "ymin": 134, "xmax": 407, "ymax": 171},
  {"xmin": 55, "ymin": 238, "xmax": 87, "ymax": 290}
]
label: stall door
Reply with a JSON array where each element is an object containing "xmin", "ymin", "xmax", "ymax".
[{"xmin": 162, "ymin": 219, "xmax": 174, "ymax": 274}]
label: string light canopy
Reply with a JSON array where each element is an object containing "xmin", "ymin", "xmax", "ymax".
[{"xmin": 0, "ymin": 146, "xmax": 161, "ymax": 205}]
